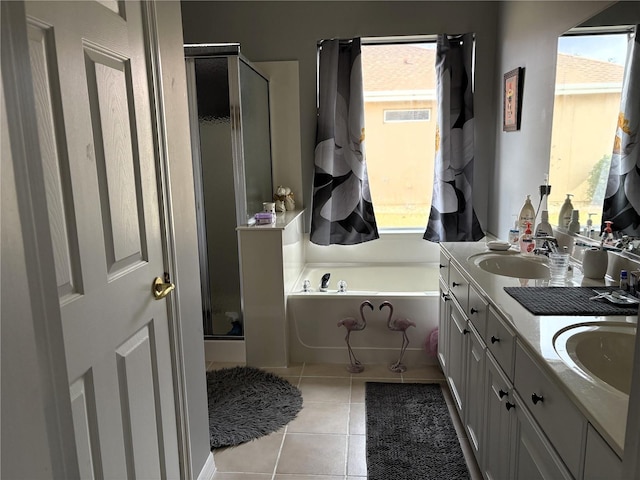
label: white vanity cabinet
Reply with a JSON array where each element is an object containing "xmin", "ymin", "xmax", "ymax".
[
  {"xmin": 483, "ymin": 354, "xmax": 515, "ymax": 480},
  {"xmin": 438, "ymin": 250, "xmax": 451, "ymax": 376},
  {"xmin": 440, "ymin": 258, "xmax": 487, "ymax": 470},
  {"xmin": 583, "ymin": 424, "xmax": 622, "ymax": 479},
  {"xmin": 437, "ymin": 244, "xmax": 612, "ymax": 480},
  {"xmin": 510, "ymin": 392, "xmax": 574, "ymax": 480}
]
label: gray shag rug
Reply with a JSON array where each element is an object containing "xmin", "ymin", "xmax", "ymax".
[
  {"xmin": 206, "ymin": 366, "xmax": 303, "ymax": 449},
  {"xmin": 366, "ymin": 382, "xmax": 470, "ymax": 480}
]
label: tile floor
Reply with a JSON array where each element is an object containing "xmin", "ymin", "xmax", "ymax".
[{"xmin": 206, "ymin": 362, "xmax": 483, "ymax": 480}]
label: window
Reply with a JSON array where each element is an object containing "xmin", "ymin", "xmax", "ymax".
[
  {"xmin": 383, "ymin": 108, "xmax": 431, "ymax": 123},
  {"xmin": 361, "ymin": 41, "xmax": 437, "ymax": 230},
  {"xmin": 548, "ymin": 30, "xmax": 629, "ymax": 230}
]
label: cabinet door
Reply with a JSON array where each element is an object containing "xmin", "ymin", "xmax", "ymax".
[
  {"xmin": 447, "ymin": 302, "xmax": 468, "ymax": 415},
  {"xmin": 465, "ymin": 325, "xmax": 486, "ymax": 467},
  {"xmin": 484, "ymin": 355, "xmax": 514, "ymax": 480},
  {"xmin": 438, "ymin": 289, "xmax": 451, "ymax": 376},
  {"xmin": 510, "ymin": 394, "xmax": 573, "ymax": 480}
]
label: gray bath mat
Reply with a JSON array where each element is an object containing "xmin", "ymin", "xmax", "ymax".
[
  {"xmin": 365, "ymin": 382, "xmax": 470, "ymax": 480},
  {"xmin": 206, "ymin": 366, "xmax": 303, "ymax": 449},
  {"xmin": 504, "ymin": 286, "xmax": 639, "ymax": 316}
]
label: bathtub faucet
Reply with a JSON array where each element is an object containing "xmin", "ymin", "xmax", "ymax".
[{"xmin": 320, "ymin": 273, "xmax": 331, "ymax": 292}]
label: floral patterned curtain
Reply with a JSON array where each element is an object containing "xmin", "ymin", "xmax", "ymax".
[
  {"xmin": 602, "ymin": 26, "xmax": 640, "ymax": 236},
  {"xmin": 310, "ymin": 38, "xmax": 379, "ymax": 246},
  {"xmin": 424, "ymin": 33, "xmax": 484, "ymax": 242}
]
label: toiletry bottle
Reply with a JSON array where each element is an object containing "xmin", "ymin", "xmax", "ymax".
[
  {"xmin": 508, "ymin": 216, "xmax": 520, "ymax": 245},
  {"xmin": 558, "ymin": 194, "xmax": 574, "ymax": 229},
  {"xmin": 518, "ymin": 195, "xmax": 536, "ymax": 232},
  {"xmin": 584, "ymin": 213, "xmax": 595, "ymax": 238},
  {"xmin": 620, "ymin": 270, "xmax": 629, "ymax": 291},
  {"xmin": 568, "ymin": 209, "xmax": 580, "ymax": 234},
  {"xmin": 519, "ymin": 221, "xmax": 534, "ymax": 255},
  {"xmin": 535, "ymin": 210, "xmax": 553, "ymax": 238}
]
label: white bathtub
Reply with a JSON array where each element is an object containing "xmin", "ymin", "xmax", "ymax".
[{"xmin": 287, "ymin": 263, "xmax": 441, "ymax": 367}]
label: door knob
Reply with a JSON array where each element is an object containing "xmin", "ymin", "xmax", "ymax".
[{"xmin": 153, "ymin": 276, "xmax": 175, "ymax": 300}]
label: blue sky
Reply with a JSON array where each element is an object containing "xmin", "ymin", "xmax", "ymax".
[{"xmin": 558, "ymin": 33, "xmax": 629, "ymax": 65}]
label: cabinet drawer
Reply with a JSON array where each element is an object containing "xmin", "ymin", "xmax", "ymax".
[
  {"xmin": 449, "ymin": 263, "xmax": 469, "ymax": 311},
  {"xmin": 486, "ymin": 307, "xmax": 515, "ymax": 380},
  {"xmin": 468, "ymin": 286, "xmax": 488, "ymax": 340},
  {"xmin": 439, "ymin": 249, "xmax": 450, "ymax": 285},
  {"xmin": 514, "ymin": 341, "xmax": 586, "ymax": 478}
]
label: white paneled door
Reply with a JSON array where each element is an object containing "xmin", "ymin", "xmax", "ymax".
[{"xmin": 25, "ymin": 1, "xmax": 181, "ymax": 478}]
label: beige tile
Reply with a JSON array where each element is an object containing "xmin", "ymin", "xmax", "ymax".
[
  {"xmin": 213, "ymin": 432, "xmax": 283, "ymax": 473},
  {"xmin": 275, "ymin": 476, "xmax": 344, "ymax": 480},
  {"xmin": 352, "ymin": 363, "xmax": 403, "ymax": 379},
  {"xmin": 260, "ymin": 364, "xmax": 304, "ymax": 377},
  {"xmin": 401, "ymin": 364, "xmax": 445, "ymax": 381},
  {"xmin": 347, "ymin": 434, "xmax": 367, "ymax": 477},
  {"xmin": 276, "ymin": 433, "xmax": 347, "ymax": 476},
  {"xmin": 348, "ymin": 403, "xmax": 366, "ymax": 435},
  {"xmin": 350, "ymin": 378, "xmax": 401, "ymax": 403},
  {"xmin": 208, "ymin": 362, "xmax": 246, "ymax": 371},
  {"xmin": 213, "ymin": 474, "xmax": 272, "ymax": 479},
  {"xmin": 302, "ymin": 363, "xmax": 352, "ymax": 377},
  {"xmin": 287, "ymin": 402, "xmax": 349, "ymax": 434},
  {"xmin": 298, "ymin": 377, "xmax": 351, "ymax": 403}
]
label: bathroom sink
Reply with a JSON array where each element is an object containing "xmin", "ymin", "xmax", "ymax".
[
  {"xmin": 470, "ymin": 252, "xmax": 550, "ymax": 279},
  {"xmin": 554, "ymin": 323, "xmax": 636, "ymax": 395}
]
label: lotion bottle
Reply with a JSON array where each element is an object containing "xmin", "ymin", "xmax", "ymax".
[
  {"xmin": 518, "ymin": 195, "xmax": 536, "ymax": 232},
  {"xmin": 558, "ymin": 194, "xmax": 574, "ymax": 229}
]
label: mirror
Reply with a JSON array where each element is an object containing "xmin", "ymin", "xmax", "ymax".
[{"xmin": 548, "ymin": 2, "xmax": 640, "ymax": 244}]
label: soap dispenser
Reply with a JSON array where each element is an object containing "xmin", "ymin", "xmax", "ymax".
[
  {"xmin": 518, "ymin": 195, "xmax": 536, "ymax": 232},
  {"xmin": 519, "ymin": 221, "xmax": 534, "ymax": 255},
  {"xmin": 558, "ymin": 194, "xmax": 574, "ymax": 229},
  {"xmin": 568, "ymin": 209, "xmax": 580, "ymax": 234},
  {"xmin": 602, "ymin": 220, "xmax": 614, "ymax": 244}
]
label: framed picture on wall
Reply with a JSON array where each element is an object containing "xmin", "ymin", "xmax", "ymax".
[{"xmin": 503, "ymin": 67, "xmax": 523, "ymax": 131}]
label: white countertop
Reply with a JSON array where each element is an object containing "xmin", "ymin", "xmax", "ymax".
[
  {"xmin": 441, "ymin": 241, "xmax": 638, "ymax": 457},
  {"xmin": 236, "ymin": 209, "xmax": 304, "ymax": 231}
]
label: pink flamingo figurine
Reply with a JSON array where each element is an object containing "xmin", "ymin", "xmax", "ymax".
[
  {"xmin": 380, "ymin": 300, "xmax": 416, "ymax": 373},
  {"xmin": 337, "ymin": 300, "xmax": 374, "ymax": 373}
]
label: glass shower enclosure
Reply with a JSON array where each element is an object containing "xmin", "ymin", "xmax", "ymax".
[{"xmin": 185, "ymin": 44, "xmax": 273, "ymax": 339}]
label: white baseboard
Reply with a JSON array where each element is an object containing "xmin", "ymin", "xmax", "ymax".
[
  {"xmin": 204, "ymin": 339, "xmax": 246, "ymax": 364},
  {"xmin": 196, "ymin": 452, "xmax": 215, "ymax": 480}
]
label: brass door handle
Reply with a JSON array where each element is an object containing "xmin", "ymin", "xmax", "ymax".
[{"xmin": 153, "ymin": 277, "xmax": 175, "ymax": 300}]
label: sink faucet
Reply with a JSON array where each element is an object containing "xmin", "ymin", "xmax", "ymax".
[{"xmin": 532, "ymin": 236, "xmax": 558, "ymax": 256}]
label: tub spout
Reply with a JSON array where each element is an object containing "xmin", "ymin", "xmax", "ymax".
[{"xmin": 320, "ymin": 273, "xmax": 331, "ymax": 292}]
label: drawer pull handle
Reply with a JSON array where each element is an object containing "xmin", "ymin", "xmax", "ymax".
[
  {"xmin": 491, "ymin": 336, "xmax": 500, "ymax": 344},
  {"xmin": 499, "ymin": 389, "xmax": 508, "ymax": 399},
  {"xmin": 442, "ymin": 292, "xmax": 450, "ymax": 301},
  {"xmin": 463, "ymin": 328, "xmax": 470, "ymax": 335},
  {"xmin": 440, "ymin": 264, "xmax": 446, "ymax": 269},
  {"xmin": 531, "ymin": 393, "xmax": 544, "ymax": 405},
  {"xmin": 470, "ymin": 307, "xmax": 478, "ymax": 314},
  {"xmin": 505, "ymin": 402, "xmax": 515, "ymax": 411},
  {"xmin": 452, "ymin": 282, "xmax": 460, "ymax": 287}
]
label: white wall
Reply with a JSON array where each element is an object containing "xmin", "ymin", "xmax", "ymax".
[
  {"xmin": 489, "ymin": 1, "xmax": 616, "ymax": 239},
  {"xmin": 180, "ymin": 1, "xmax": 500, "ymax": 235}
]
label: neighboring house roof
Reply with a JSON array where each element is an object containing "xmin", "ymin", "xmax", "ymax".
[
  {"xmin": 361, "ymin": 45, "xmax": 623, "ymax": 93},
  {"xmin": 362, "ymin": 44, "xmax": 436, "ymax": 92},
  {"xmin": 555, "ymin": 52, "xmax": 624, "ymax": 85}
]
